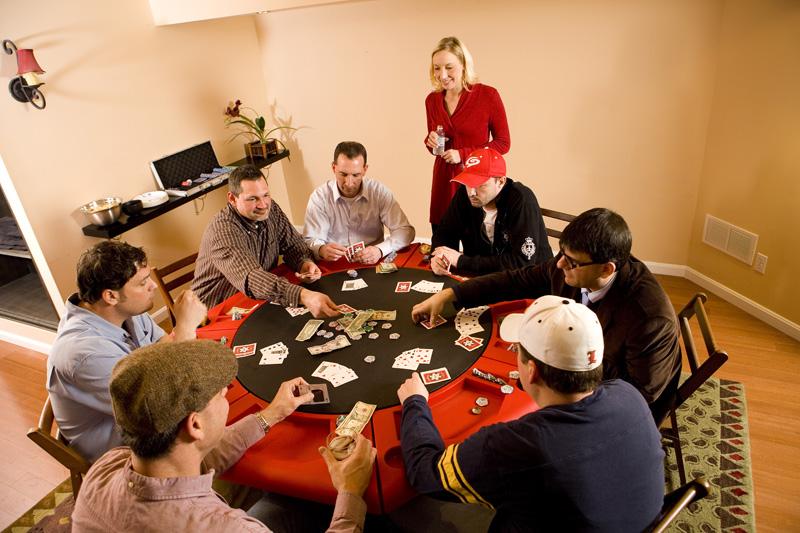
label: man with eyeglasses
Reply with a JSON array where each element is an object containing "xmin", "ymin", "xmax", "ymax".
[
  {"xmin": 412, "ymin": 207, "xmax": 681, "ymax": 419},
  {"xmin": 193, "ymin": 164, "xmax": 340, "ymax": 316}
]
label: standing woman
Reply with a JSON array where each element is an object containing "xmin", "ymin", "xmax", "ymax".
[{"xmin": 424, "ymin": 36, "xmax": 510, "ymax": 231}]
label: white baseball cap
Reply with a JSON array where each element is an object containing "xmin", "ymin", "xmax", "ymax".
[{"xmin": 499, "ymin": 295, "xmax": 604, "ymax": 371}]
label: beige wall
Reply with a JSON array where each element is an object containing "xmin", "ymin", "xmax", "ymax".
[
  {"xmin": 687, "ymin": 0, "xmax": 800, "ymax": 324},
  {"xmin": 254, "ymin": 0, "xmax": 722, "ymax": 266},
  {"xmin": 0, "ymin": 0, "xmax": 272, "ymax": 304}
]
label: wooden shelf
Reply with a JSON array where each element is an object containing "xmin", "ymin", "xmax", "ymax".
[{"xmin": 81, "ymin": 150, "xmax": 290, "ymax": 239}]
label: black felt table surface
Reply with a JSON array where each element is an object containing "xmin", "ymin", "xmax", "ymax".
[{"xmin": 233, "ymin": 267, "xmax": 492, "ymax": 414}]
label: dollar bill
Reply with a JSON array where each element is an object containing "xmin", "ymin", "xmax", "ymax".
[
  {"xmin": 345, "ymin": 310, "xmax": 373, "ymax": 337},
  {"xmin": 376, "ymin": 262, "xmax": 398, "ymax": 274},
  {"xmin": 337, "ymin": 315, "xmax": 354, "ymax": 328},
  {"xmin": 295, "ymin": 319, "xmax": 324, "ymax": 341},
  {"xmin": 371, "ymin": 309, "xmax": 396, "ymax": 321},
  {"xmin": 336, "ymin": 400, "xmax": 377, "ymax": 437},
  {"xmin": 308, "ymin": 334, "xmax": 351, "ymax": 355}
]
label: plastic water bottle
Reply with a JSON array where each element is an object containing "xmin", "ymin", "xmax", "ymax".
[{"xmin": 434, "ymin": 125, "xmax": 445, "ymax": 156}]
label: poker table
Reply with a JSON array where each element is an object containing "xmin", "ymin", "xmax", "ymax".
[{"xmin": 197, "ymin": 243, "xmax": 538, "ymax": 514}]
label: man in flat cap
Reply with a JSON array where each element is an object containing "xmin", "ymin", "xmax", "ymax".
[
  {"xmin": 73, "ymin": 340, "xmax": 376, "ymax": 532},
  {"xmin": 398, "ymin": 296, "xmax": 664, "ymax": 531}
]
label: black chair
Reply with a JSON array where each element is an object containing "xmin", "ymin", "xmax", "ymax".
[
  {"xmin": 656, "ymin": 293, "xmax": 729, "ymax": 485},
  {"xmin": 646, "ymin": 476, "xmax": 711, "ymax": 533}
]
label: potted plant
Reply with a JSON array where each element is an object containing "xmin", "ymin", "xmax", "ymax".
[{"xmin": 224, "ymin": 99, "xmax": 296, "ymax": 160}]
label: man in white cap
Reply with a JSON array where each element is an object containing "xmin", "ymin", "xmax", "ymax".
[
  {"xmin": 429, "ymin": 147, "xmax": 551, "ymax": 275},
  {"xmin": 397, "ymin": 296, "xmax": 665, "ymax": 532}
]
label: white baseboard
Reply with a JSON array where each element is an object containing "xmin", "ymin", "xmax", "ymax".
[
  {"xmin": 643, "ymin": 261, "xmax": 688, "ymax": 277},
  {"xmin": 0, "ymin": 317, "xmax": 56, "ymax": 355}
]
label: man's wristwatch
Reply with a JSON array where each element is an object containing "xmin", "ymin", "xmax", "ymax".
[{"xmin": 254, "ymin": 412, "xmax": 272, "ymax": 435}]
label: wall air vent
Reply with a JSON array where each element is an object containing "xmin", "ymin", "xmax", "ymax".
[{"xmin": 702, "ymin": 214, "xmax": 758, "ymax": 265}]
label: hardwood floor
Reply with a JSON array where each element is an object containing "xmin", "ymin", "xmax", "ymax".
[{"xmin": 0, "ymin": 275, "xmax": 797, "ymax": 530}]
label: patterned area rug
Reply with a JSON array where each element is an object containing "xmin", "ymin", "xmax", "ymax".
[
  {"xmin": 664, "ymin": 377, "xmax": 755, "ymax": 532},
  {"xmin": 6, "ymin": 378, "xmax": 754, "ymax": 532}
]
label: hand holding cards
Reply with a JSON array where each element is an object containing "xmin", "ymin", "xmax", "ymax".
[{"xmin": 297, "ymin": 383, "xmax": 330, "ymax": 404}]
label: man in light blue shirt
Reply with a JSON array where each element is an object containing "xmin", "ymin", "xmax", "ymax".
[
  {"xmin": 303, "ymin": 141, "xmax": 415, "ymax": 264},
  {"xmin": 47, "ymin": 241, "xmax": 207, "ymax": 462}
]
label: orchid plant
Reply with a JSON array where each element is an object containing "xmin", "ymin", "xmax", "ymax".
[{"xmin": 224, "ymin": 99, "xmax": 295, "ymax": 150}]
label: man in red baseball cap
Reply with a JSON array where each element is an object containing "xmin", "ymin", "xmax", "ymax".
[{"xmin": 430, "ymin": 147, "xmax": 551, "ymax": 275}]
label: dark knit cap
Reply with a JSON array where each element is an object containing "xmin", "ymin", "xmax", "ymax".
[{"xmin": 110, "ymin": 340, "xmax": 237, "ymax": 434}]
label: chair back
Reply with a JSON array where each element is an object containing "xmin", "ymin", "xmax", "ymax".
[
  {"xmin": 27, "ymin": 396, "xmax": 91, "ymax": 497},
  {"xmin": 540, "ymin": 208, "xmax": 576, "ymax": 240},
  {"xmin": 657, "ymin": 293, "xmax": 728, "ymax": 485},
  {"xmin": 646, "ymin": 475, "xmax": 711, "ymax": 532},
  {"xmin": 152, "ymin": 252, "xmax": 199, "ymax": 326}
]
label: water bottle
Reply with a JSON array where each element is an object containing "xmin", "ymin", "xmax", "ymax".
[{"xmin": 434, "ymin": 125, "xmax": 445, "ymax": 156}]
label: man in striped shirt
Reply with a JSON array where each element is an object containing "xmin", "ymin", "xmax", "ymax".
[{"xmin": 193, "ymin": 165, "xmax": 339, "ymax": 317}]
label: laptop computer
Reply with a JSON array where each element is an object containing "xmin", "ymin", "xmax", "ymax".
[{"xmin": 150, "ymin": 141, "xmax": 231, "ymax": 197}]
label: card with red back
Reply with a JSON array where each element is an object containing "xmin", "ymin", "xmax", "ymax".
[
  {"xmin": 421, "ymin": 315, "xmax": 447, "ymax": 329},
  {"xmin": 421, "ymin": 367, "xmax": 451, "ymax": 385},
  {"xmin": 395, "ymin": 281, "xmax": 412, "ymax": 293},
  {"xmin": 337, "ymin": 303, "xmax": 357, "ymax": 314},
  {"xmin": 455, "ymin": 335, "xmax": 484, "ymax": 352},
  {"xmin": 232, "ymin": 343, "xmax": 257, "ymax": 358}
]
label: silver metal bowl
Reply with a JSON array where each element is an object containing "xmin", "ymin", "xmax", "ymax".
[{"xmin": 80, "ymin": 197, "xmax": 122, "ymax": 226}]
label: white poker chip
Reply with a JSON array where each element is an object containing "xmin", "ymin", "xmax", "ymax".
[
  {"xmin": 381, "ymin": 323, "xmax": 392, "ymax": 329},
  {"xmin": 368, "ymin": 333, "xmax": 379, "ymax": 339},
  {"xmin": 328, "ymin": 321, "xmax": 338, "ymax": 328},
  {"xmin": 336, "ymin": 325, "xmax": 344, "ymax": 331},
  {"xmin": 508, "ymin": 370, "xmax": 520, "ymax": 380},
  {"xmin": 389, "ymin": 333, "xmax": 400, "ymax": 340},
  {"xmin": 367, "ymin": 321, "xmax": 377, "ymax": 327},
  {"xmin": 500, "ymin": 385, "xmax": 514, "ymax": 395},
  {"xmin": 364, "ymin": 355, "xmax": 376, "ymax": 363},
  {"xmin": 316, "ymin": 330, "xmax": 326, "ymax": 336},
  {"xmin": 351, "ymin": 334, "xmax": 362, "ymax": 341},
  {"xmin": 324, "ymin": 331, "xmax": 334, "ymax": 339},
  {"xmin": 475, "ymin": 396, "xmax": 489, "ymax": 407},
  {"xmin": 470, "ymin": 407, "xmax": 482, "ymax": 415}
]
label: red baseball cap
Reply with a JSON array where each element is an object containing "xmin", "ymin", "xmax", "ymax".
[{"xmin": 451, "ymin": 147, "xmax": 507, "ymax": 188}]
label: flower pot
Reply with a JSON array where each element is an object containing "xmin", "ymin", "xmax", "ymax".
[{"xmin": 245, "ymin": 139, "xmax": 278, "ymax": 160}]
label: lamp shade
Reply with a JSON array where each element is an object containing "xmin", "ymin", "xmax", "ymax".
[{"xmin": 16, "ymin": 49, "xmax": 44, "ymax": 75}]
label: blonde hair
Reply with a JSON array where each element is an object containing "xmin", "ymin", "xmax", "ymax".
[{"xmin": 429, "ymin": 36, "xmax": 478, "ymax": 92}]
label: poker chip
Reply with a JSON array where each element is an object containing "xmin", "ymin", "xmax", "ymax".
[
  {"xmin": 335, "ymin": 325, "xmax": 344, "ymax": 331},
  {"xmin": 328, "ymin": 321, "xmax": 338, "ymax": 328},
  {"xmin": 363, "ymin": 326, "xmax": 373, "ymax": 333},
  {"xmin": 389, "ymin": 333, "xmax": 400, "ymax": 340},
  {"xmin": 368, "ymin": 333, "xmax": 379, "ymax": 339},
  {"xmin": 364, "ymin": 355, "xmax": 376, "ymax": 363},
  {"xmin": 475, "ymin": 396, "xmax": 489, "ymax": 407},
  {"xmin": 324, "ymin": 332, "xmax": 334, "ymax": 339},
  {"xmin": 381, "ymin": 323, "xmax": 392, "ymax": 329},
  {"xmin": 367, "ymin": 321, "xmax": 377, "ymax": 327},
  {"xmin": 470, "ymin": 407, "xmax": 482, "ymax": 415},
  {"xmin": 316, "ymin": 330, "xmax": 326, "ymax": 336},
  {"xmin": 351, "ymin": 334, "xmax": 362, "ymax": 341},
  {"xmin": 508, "ymin": 370, "xmax": 520, "ymax": 380},
  {"xmin": 347, "ymin": 269, "xmax": 358, "ymax": 278},
  {"xmin": 500, "ymin": 385, "xmax": 514, "ymax": 395}
]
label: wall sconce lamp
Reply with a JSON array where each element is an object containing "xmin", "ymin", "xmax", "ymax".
[{"xmin": 3, "ymin": 39, "xmax": 46, "ymax": 110}]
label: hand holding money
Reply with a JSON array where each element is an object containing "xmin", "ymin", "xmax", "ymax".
[{"xmin": 319, "ymin": 434, "xmax": 376, "ymax": 497}]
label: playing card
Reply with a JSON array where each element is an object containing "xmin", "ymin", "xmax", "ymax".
[
  {"xmin": 440, "ymin": 254, "xmax": 451, "ymax": 272},
  {"xmin": 285, "ymin": 306, "xmax": 309, "ymax": 317},
  {"xmin": 345, "ymin": 241, "xmax": 366, "ymax": 261},
  {"xmin": 421, "ymin": 315, "xmax": 447, "ymax": 329},
  {"xmin": 298, "ymin": 383, "xmax": 330, "ymax": 405},
  {"xmin": 337, "ymin": 303, "xmax": 357, "ymax": 314},
  {"xmin": 342, "ymin": 278, "xmax": 368, "ymax": 291},
  {"xmin": 232, "ymin": 343, "xmax": 257, "ymax": 358},
  {"xmin": 412, "ymin": 348, "xmax": 433, "ymax": 365},
  {"xmin": 226, "ymin": 304, "xmax": 258, "ymax": 316},
  {"xmin": 455, "ymin": 335, "xmax": 484, "ymax": 352},
  {"xmin": 395, "ymin": 281, "xmax": 412, "ymax": 293},
  {"xmin": 411, "ymin": 280, "xmax": 444, "ymax": 294},
  {"xmin": 392, "ymin": 355, "xmax": 419, "ymax": 370},
  {"xmin": 421, "ymin": 367, "xmax": 452, "ymax": 385},
  {"xmin": 259, "ymin": 351, "xmax": 287, "ymax": 365}
]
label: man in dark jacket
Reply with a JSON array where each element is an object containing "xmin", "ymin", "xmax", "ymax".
[
  {"xmin": 399, "ymin": 296, "xmax": 665, "ymax": 532},
  {"xmin": 413, "ymin": 207, "xmax": 682, "ymax": 419},
  {"xmin": 430, "ymin": 148, "xmax": 551, "ymax": 275}
]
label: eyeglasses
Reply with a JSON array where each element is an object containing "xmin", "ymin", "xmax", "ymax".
[{"xmin": 557, "ymin": 249, "xmax": 604, "ymax": 270}]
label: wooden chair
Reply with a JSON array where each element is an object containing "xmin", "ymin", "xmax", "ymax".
[
  {"xmin": 27, "ymin": 397, "xmax": 91, "ymax": 497},
  {"xmin": 540, "ymin": 208, "xmax": 576, "ymax": 240},
  {"xmin": 657, "ymin": 293, "xmax": 729, "ymax": 485},
  {"xmin": 152, "ymin": 252, "xmax": 199, "ymax": 326},
  {"xmin": 646, "ymin": 476, "xmax": 711, "ymax": 533}
]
